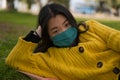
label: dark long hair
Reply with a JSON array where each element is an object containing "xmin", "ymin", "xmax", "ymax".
[{"xmin": 34, "ymin": 3, "xmax": 88, "ymax": 53}]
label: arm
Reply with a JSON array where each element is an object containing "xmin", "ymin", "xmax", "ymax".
[
  {"xmin": 5, "ymin": 36, "xmax": 40, "ymax": 73},
  {"xmin": 5, "ymin": 27, "xmax": 57, "ymax": 79},
  {"xmin": 86, "ymin": 20, "xmax": 120, "ymax": 52},
  {"xmin": 6, "ymin": 26, "xmax": 42, "ymax": 68}
]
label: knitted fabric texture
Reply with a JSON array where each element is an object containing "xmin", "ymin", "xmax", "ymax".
[{"xmin": 6, "ymin": 20, "xmax": 120, "ymax": 80}]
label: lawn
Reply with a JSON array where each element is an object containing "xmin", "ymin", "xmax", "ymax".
[
  {"xmin": 0, "ymin": 10, "xmax": 120, "ymax": 80},
  {"xmin": 0, "ymin": 11, "xmax": 37, "ymax": 80}
]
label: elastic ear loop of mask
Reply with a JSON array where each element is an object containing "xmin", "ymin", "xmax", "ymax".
[{"xmin": 78, "ymin": 22, "xmax": 89, "ymax": 33}]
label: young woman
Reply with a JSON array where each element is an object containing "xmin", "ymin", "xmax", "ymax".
[{"xmin": 6, "ymin": 3, "xmax": 120, "ymax": 80}]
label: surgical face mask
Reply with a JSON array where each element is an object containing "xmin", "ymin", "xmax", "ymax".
[{"xmin": 51, "ymin": 27, "xmax": 78, "ymax": 47}]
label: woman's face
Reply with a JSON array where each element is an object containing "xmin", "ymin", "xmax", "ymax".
[{"xmin": 48, "ymin": 14, "xmax": 71, "ymax": 38}]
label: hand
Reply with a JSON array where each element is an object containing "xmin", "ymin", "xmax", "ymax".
[
  {"xmin": 35, "ymin": 25, "xmax": 42, "ymax": 37},
  {"xmin": 20, "ymin": 71, "xmax": 58, "ymax": 80}
]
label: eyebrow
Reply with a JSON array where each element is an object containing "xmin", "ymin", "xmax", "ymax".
[{"xmin": 50, "ymin": 19, "xmax": 67, "ymax": 31}]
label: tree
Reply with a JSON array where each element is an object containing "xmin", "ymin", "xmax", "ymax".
[
  {"xmin": 19, "ymin": 0, "xmax": 42, "ymax": 9},
  {"xmin": 96, "ymin": 0, "xmax": 120, "ymax": 16},
  {"xmin": 34, "ymin": 0, "xmax": 42, "ymax": 8},
  {"xmin": 48, "ymin": 0, "xmax": 70, "ymax": 9},
  {"xmin": 96, "ymin": 0, "xmax": 110, "ymax": 13},
  {"xmin": 7, "ymin": 0, "xmax": 15, "ymax": 10},
  {"xmin": 110, "ymin": 0, "xmax": 120, "ymax": 16}
]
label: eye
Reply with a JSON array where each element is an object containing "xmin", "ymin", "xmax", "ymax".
[
  {"xmin": 65, "ymin": 23, "xmax": 68, "ymax": 27},
  {"xmin": 65, "ymin": 23, "xmax": 71, "ymax": 28},
  {"xmin": 64, "ymin": 20, "xmax": 71, "ymax": 28},
  {"xmin": 52, "ymin": 29, "xmax": 59, "ymax": 34}
]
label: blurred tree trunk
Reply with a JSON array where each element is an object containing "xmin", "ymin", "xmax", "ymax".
[
  {"xmin": 34, "ymin": 0, "xmax": 42, "ymax": 8},
  {"xmin": 19, "ymin": 0, "xmax": 42, "ymax": 9},
  {"xmin": 7, "ymin": 0, "xmax": 15, "ymax": 10},
  {"xmin": 47, "ymin": 0, "xmax": 70, "ymax": 9},
  {"xmin": 96, "ymin": 0, "xmax": 120, "ymax": 16},
  {"xmin": 111, "ymin": 0, "xmax": 116, "ymax": 8},
  {"xmin": 111, "ymin": 0, "xmax": 120, "ymax": 16},
  {"xmin": 96, "ymin": 0, "xmax": 107, "ymax": 12},
  {"xmin": 26, "ymin": 0, "xmax": 34, "ymax": 9}
]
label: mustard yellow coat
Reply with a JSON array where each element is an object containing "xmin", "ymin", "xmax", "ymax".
[{"xmin": 6, "ymin": 20, "xmax": 120, "ymax": 80}]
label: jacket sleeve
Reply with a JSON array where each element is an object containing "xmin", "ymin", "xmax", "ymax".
[
  {"xmin": 5, "ymin": 37, "xmax": 38, "ymax": 67},
  {"xmin": 86, "ymin": 20, "xmax": 120, "ymax": 52},
  {"xmin": 5, "ymin": 37, "xmax": 55, "ymax": 78}
]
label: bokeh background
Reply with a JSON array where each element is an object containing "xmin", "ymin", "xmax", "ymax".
[{"xmin": 0, "ymin": 0, "xmax": 120, "ymax": 80}]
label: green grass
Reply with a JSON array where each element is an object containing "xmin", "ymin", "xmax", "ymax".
[
  {"xmin": 0, "ymin": 10, "xmax": 36, "ymax": 80},
  {"xmin": 0, "ymin": 10, "xmax": 120, "ymax": 80},
  {"xmin": 76, "ymin": 18, "xmax": 120, "ymax": 30},
  {"xmin": 0, "ymin": 10, "xmax": 37, "ymax": 27}
]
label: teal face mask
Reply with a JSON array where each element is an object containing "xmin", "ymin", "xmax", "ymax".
[{"xmin": 51, "ymin": 27, "xmax": 78, "ymax": 47}]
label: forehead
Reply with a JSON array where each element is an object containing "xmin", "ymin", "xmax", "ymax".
[{"xmin": 48, "ymin": 14, "xmax": 67, "ymax": 28}]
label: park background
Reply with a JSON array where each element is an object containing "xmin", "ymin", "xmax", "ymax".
[{"xmin": 0, "ymin": 0, "xmax": 120, "ymax": 80}]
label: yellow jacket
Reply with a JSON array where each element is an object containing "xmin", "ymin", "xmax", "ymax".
[{"xmin": 6, "ymin": 20, "xmax": 120, "ymax": 80}]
